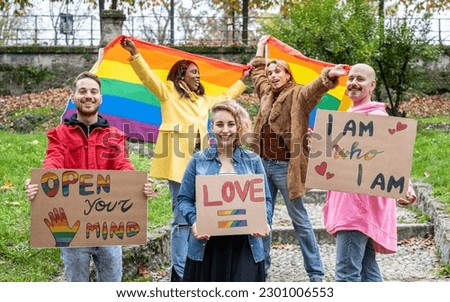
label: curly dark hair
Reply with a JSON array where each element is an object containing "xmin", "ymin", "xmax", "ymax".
[{"xmin": 166, "ymin": 59, "xmax": 205, "ymax": 98}]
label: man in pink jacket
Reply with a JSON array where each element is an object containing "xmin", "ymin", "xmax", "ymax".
[{"xmin": 323, "ymin": 63, "xmax": 417, "ymax": 282}]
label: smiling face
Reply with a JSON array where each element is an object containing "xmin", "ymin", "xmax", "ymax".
[
  {"xmin": 266, "ymin": 61, "xmax": 292, "ymax": 92},
  {"xmin": 346, "ymin": 64, "xmax": 376, "ymax": 106},
  {"xmin": 72, "ymin": 77, "xmax": 102, "ymax": 118},
  {"xmin": 212, "ymin": 109, "xmax": 238, "ymax": 150},
  {"xmin": 184, "ymin": 63, "xmax": 201, "ymax": 91}
]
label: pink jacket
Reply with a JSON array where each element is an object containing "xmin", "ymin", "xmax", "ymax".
[{"xmin": 323, "ymin": 102, "xmax": 414, "ymax": 254}]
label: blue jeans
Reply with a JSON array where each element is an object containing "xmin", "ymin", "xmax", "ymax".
[
  {"xmin": 60, "ymin": 246, "xmax": 122, "ymax": 282},
  {"xmin": 169, "ymin": 180, "xmax": 190, "ymax": 280},
  {"xmin": 262, "ymin": 159, "xmax": 324, "ymax": 281},
  {"xmin": 335, "ymin": 230, "xmax": 383, "ymax": 282}
]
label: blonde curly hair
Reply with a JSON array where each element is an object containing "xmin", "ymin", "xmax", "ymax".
[{"xmin": 211, "ymin": 100, "xmax": 253, "ymax": 147}]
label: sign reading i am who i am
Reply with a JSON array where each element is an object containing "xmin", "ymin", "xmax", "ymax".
[{"xmin": 306, "ymin": 109, "xmax": 417, "ymax": 198}]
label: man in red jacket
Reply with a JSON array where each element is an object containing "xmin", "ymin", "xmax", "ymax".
[{"xmin": 25, "ymin": 71, "xmax": 155, "ymax": 281}]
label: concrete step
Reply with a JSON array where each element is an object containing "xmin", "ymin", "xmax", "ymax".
[
  {"xmin": 272, "ymin": 189, "xmax": 434, "ymax": 244},
  {"xmin": 303, "ymin": 189, "xmax": 327, "ymax": 203},
  {"xmin": 272, "ymin": 223, "xmax": 434, "ymax": 245}
]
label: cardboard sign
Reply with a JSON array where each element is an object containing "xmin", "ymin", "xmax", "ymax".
[
  {"xmin": 195, "ymin": 174, "xmax": 267, "ymax": 236},
  {"xmin": 306, "ymin": 109, "xmax": 417, "ymax": 198},
  {"xmin": 30, "ymin": 169, "xmax": 148, "ymax": 248}
]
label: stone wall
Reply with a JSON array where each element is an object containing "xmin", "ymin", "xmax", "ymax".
[
  {"xmin": 416, "ymin": 181, "xmax": 450, "ymax": 265},
  {"xmin": 0, "ymin": 45, "xmax": 252, "ymax": 96},
  {"xmin": 0, "ymin": 45, "xmax": 448, "ymax": 96},
  {"xmin": 0, "ymin": 46, "xmax": 98, "ymax": 95}
]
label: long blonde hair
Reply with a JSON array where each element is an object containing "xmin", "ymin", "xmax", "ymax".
[
  {"xmin": 266, "ymin": 59, "xmax": 295, "ymax": 83},
  {"xmin": 211, "ymin": 100, "xmax": 253, "ymax": 147}
]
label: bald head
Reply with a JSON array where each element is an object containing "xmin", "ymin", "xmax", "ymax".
[
  {"xmin": 349, "ymin": 64, "xmax": 376, "ymax": 81},
  {"xmin": 346, "ymin": 63, "xmax": 377, "ymax": 105}
]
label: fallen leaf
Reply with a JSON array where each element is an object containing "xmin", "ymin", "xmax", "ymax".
[
  {"xmin": 138, "ymin": 264, "xmax": 150, "ymax": 278},
  {"xmin": 0, "ymin": 181, "xmax": 13, "ymax": 190}
]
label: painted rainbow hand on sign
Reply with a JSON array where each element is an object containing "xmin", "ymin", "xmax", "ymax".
[{"xmin": 44, "ymin": 207, "xmax": 80, "ymax": 247}]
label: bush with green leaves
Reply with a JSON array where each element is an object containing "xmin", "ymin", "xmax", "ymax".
[
  {"xmin": 260, "ymin": 0, "xmax": 442, "ymax": 117},
  {"xmin": 261, "ymin": 0, "xmax": 378, "ymax": 65},
  {"xmin": 374, "ymin": 13, "xmax": 442, "ymax": 116}
]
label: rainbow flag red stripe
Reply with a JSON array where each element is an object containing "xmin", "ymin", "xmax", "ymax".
[{"xmin": 62, "ymin": 35, "xmax": 248, "ymax": 142}]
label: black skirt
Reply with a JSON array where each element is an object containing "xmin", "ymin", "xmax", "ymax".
[{"xmin": 183, "ymin": 234, "xmax": 265, "ymax": 282}]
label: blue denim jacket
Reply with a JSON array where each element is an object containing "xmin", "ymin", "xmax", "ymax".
[{"xmin": 177, "ymin": 145, "xmax": 273, "ymax": 263}]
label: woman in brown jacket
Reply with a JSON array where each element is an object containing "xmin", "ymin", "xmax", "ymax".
[{"xmin": 249, "ymin": 35, "xmax": 348, "ymax": 281}]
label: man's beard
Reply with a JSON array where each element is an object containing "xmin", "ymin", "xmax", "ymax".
[{"xmin": 76, "ymin": 104, "xmax": 99, "ymax": 118}]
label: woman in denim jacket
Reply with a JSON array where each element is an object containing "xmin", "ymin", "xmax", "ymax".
[{"xmin": 177, "ymin": 100, "xmax": 272, "ymax": 281}]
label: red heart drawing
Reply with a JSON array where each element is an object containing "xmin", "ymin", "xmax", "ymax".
[
  {"xmin": 388, "ymin": 128, "xmax": 396, "ymax": 135},
  {"xmin": 315, "ymin": 161, "xmax": 327, "ymax": 176},
  {"xmin": 326, "ymin": 172, "xmax": 335, "ymax": 179},
  {"xmin": 396, "ymin": 122, "xmax": 407, "ymax": 131}
]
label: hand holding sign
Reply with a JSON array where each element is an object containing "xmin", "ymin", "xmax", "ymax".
[
  {"xmin": 306, "ymin": 110, "xmax": 417, "ymax": 198},
  {"xmin": 44, "ymin": 207, "xmax": 80, "ymax": 247},
  {"xmin": 191, "ymin": 222, "xmax": 210, "ymax": 240},
  {"xmin": 252, "ymin": 224, "xmax": 270, "ymax": 238},
  {"xmin": 30, "ymin": 169, "xmax": 148, "ymax": 248}
]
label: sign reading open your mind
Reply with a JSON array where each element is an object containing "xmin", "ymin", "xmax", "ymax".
[{"xmin": 30, "ymin": 169, "xmax": 148, "ymax": 248}]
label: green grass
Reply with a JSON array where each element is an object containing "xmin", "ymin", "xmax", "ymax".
[
  {"xmin": 0, "ymin": 130, "xmax": 171, "ymax": 281},
  {"xmin": 0, "ymin": 131, "xmax": 60, "ymax": 281},
  {"xmin": 439, "ymin": 264, "xmax": 450, "ymax": 277},
  {"xmin": 410, "ymin": 116, "xmax": 450, "ymax": 211}
]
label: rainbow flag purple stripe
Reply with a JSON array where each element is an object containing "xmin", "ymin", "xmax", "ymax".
[{"xmin": 62, "ymin": 35, "xmax": 248, "ymax": 142}]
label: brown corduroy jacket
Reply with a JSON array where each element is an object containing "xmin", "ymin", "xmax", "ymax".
[{"xmin": 249, "ymin": 56, "xmax": 339, "ymax": 200}]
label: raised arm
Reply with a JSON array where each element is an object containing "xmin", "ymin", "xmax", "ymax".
[
  {"xmin": 120, "ymin": 37, "xmax": 171, "ymax": 102},
  {"xmin": 249, "ymin": 35, "xmax": 272, "ymax": 100},
  {"xmin": 121, "ymin": 37, "xmax": 139, "ymax": 56},
  {"xmin": 297, "ymin": 64, "xmax": 349, "ymax": 114},
  {"xmin": 256, "ymin": 35, "xmax": 269, "ymax": 58}
]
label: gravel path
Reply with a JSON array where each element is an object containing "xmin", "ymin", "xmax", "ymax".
[{"xmin": 149, "ymin": 200, "xmax": 449, "ymax": 282}]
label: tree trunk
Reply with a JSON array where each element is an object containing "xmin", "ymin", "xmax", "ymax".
[
  {"xmin": 378, "ymin": 0, "xmax": 385, "ymax": 43},
  {"xmin": 242, "ymin": 0, "xmax": 249, "ymax": 45},
  {"xmin": 111, "ymin": 0, "xmax": 118, "ymax": 10},
  {"xmin": 231, "ymin": 10, "xmax": 236, "ymax": 42},
  {"xmin": 375, "ymin": 58, "xmax": 395, "ymax": 116},
  {"xmin": 98, "ymin": 0, "xmax": 104, "ymax": 32},
  {"xmin": 170, "ymin": 0, "xmax": 175, "ymax": 44}
]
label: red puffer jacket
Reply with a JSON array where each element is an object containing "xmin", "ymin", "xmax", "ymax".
[{"xmin": 43, "ymin": 114, "xmax": 135, "ymax": 171}]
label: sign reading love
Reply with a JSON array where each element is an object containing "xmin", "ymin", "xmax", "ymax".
[
  {"xmin": 195, "ymin": 174, "xmax": 267, "ymax": 236},
  {"xmin": 306, "ymin": 110, "xmax": 417, "ymax": 198}
]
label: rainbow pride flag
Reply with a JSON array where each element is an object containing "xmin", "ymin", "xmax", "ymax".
[
  {"xmin": 61, "ymin": 35, "xmax": 249, "ymax": 142},
  {"xmin": 266, "ymin": 36, "xmax": 352, "ymax": 127},
  {"xmin": 62, "ymin": 35, "xmax": 351, "ymax": 141}
]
